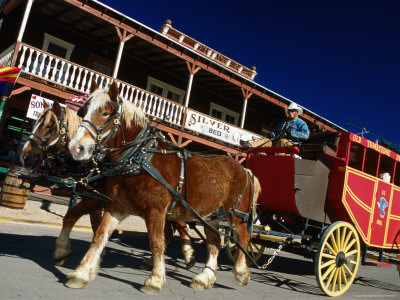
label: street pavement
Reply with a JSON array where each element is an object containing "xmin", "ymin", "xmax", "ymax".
[{"xmin": 1, "ymin": 220, "xmax": 400, "ymax": 300}]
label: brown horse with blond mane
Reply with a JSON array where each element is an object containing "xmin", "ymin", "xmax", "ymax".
[
  {"xmin": 68, "ymin": 81, "xmax": 261, "ymax": 293},
  {"xmin": 21, "ymin": 92, "xmax": 195, "ymax": 270}
]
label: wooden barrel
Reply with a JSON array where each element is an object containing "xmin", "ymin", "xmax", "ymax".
[{"xmin": 0, "ymin": 166, "xmax": 31, "ymax": 209}]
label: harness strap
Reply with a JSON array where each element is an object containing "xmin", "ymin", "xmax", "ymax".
[{"xmin": 140, "ymin": 157, "xmax": 221, "ymax": 236}]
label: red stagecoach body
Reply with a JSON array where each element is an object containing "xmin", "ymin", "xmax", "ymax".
[{"xmin": 246, "ymin": 132, "xmax": 400, "ymax": 249}]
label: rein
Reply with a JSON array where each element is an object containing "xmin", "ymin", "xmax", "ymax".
[
  {"xmin": 76, "ymin": 95, "xmax": 262, "ymax": 265},
  {"xmin": 78, "ymin": 98, "xmax": 255, "ymax": 237}
]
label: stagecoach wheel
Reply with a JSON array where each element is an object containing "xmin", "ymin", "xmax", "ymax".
[
  {"xmin": 315, "ymin": 221, "xmax": 361, "ymax": 297},
  {"xmin": 225, "ymin": 240, "xmax": 265, "ymax": 265}
]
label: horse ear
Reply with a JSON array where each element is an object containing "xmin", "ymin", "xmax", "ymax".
[
  {"xmin": 52, "ymin": 99, "xmax": 61, "ymax": 115},
  {"xmin": 108, "ymin": 81, "xmax": 119, "ymax": 103},
  {"xmin": 90, "ymin": 78, "xmax": 99, "ymax": 93},
  {"xmin": 43, "ymin": 99, "xmax": 50, "ymax": 109}
]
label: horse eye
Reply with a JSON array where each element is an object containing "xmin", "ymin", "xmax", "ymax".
[{"xmin": 102, "ymin": 112, "xmax": 110, "ymax": 117}]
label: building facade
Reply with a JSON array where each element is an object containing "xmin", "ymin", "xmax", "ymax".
[{"xmin": 0, "ymin": 0, "xmax": 342, "ymax": 167}]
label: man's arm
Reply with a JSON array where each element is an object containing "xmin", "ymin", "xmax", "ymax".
[{"xmin": 287, "ymin": 119, "xmax": 310, "ymax": 141}]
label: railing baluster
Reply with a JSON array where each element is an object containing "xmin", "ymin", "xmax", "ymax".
[
  {"xmin": 81, "ymin": 69, "xmax": 88, "ymax": 91},
  {"xmin": 50, "ymin": 58, "xmax": 59, "ymax": 81},
  {"xmin": 44, "ymin": 56, "xmax": 53, "ymax": 80},
  {"xmin": 18, "ymin": 45, "xmax": 27, "ymax": 68},
  {"xmin": 63, "ymin": 63, "xmax": 71, "ymax": 86},
  {"xmin": 57, "ymin": 60, "xmax": 65, "ymax": 83},
  {"xmin": 69, "ymin": 65, "xmax": 77, "ymax": 88}
]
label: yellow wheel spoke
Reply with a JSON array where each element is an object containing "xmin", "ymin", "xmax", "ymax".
[
  {"xmin": 346, "ymin": 249, "xmax": 358, "ymax": 257},
  {"xmin": 331, "ymin": 268, "xmax": 339, "ymax": 292},
  {"xmin": 330, "ymin": 234, "xmax": 339, "ymax": 253},
  {"xmin": 349, "ymin": 259, "xmax": 358, "ymax": 265},
  {"xmin": 336, "ymin": 228, "xmax": 341, "ymax": 250},
  {"xmin": 344, "ymin": 238, "xmax": 356, "ymax": 253},
  {"xmin": 321, "ymin": 259, "xmax": 336, "ymax": 269},
  {"xmin": 321, "ymin": 263, "xmax": 336, "ymax": 281},
  {"xmin": 326, "ymin": 243, "xmax": 337, "ymax": 256},
  {"xmin": 338, "ymin": 267, "xmax": 342, "ymax": 291},
  {"xmin": 326, "ymin": 267, "xmax": 338, "ymax": 290},
  {"xmin": 343, "ymin": 229, "xmax": 352, "ymax": 248},
  {"xmin": 343, "ymin": 264, "xmax": 354, "ymax": 277},
  {"xmin": 341, "ymin": 267, "xmax": 348, "ymax": 285},
  {"xmin": 322, "ymin": 253, "xmax": 336, "ymax": 260}
]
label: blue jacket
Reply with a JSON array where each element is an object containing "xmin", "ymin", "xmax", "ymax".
[{"xmin": 272, "ymin": 117, "xmax": 310, "ymax": 144}]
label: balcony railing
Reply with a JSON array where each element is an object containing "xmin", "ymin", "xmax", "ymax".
[{"xmin": 5, "ymin": 42, "xmax": 261, "ymax": 146}]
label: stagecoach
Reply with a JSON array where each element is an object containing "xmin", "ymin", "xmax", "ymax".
[{"xmin": 229, "ymin": 131, "xmax": 400, "ymax": 296}]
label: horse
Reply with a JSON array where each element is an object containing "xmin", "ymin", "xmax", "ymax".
[
  {"xmin": 21, "ymin": 99, "xmax": 104, "ymax": 266},
  {"xmin": 67, "ymin": 81, "xmax": 261, "ymax": 293},
  {"xmin": 21, "ymin": 95, "xmax": 195, "ymax": 269}
]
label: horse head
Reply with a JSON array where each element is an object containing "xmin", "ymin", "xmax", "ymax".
[
  {"xmin": 69, "ymin": 81, "xmax": 148, "ymax": 162},
  {"xmin": 21, "ymin": 99, "xmax": 70, "ymax": 169}
]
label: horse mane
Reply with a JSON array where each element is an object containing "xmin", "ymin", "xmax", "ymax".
[
  {"xmin": 90, "ymin": 88, "xmax": 148, "ymax": 129},
  {"xmin": 64, "ymin": 107, "xmax": 81, "ymax": 140}
]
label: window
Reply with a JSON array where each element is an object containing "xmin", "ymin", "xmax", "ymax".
[
  {"xmin": 146, "ymin": 77, "xmax": 185, "ymax": 104},
  {"xmin": 38, "ymin": 34, "xmax": 75, "ymax": 81},
  {"xmin": 89, "ymin": 53, "xmax": 113, "ymax": 76},
  {"xmin": 92, "ymin": 62, "xmax": 111, "ymax": 76},
  {"xmin": 209, "ymin": 102, "xmax": 239, "ymax": 126},
  {"xmin": 43, "ymin": 33, "xmax": 75, "ymax": 60}
]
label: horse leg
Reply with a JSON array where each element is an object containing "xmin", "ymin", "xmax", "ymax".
[
  {"xmin": 232, "ymin": 218, "xmax": 251, "ymax": 286},
  {"xmin": 140, "ymin": 220, "xmax": 175, "ymax": 270},
  {"xmin": 140, "ymin": 210, "xmax": 166, "ymax": 294},
  {"xmin": 191, "ymin": 220, "xmax": 219, "ymax": 289},
  {"xmin": 65, "ymin": 210, "xmax": 126, "ymax": 289},
  {"xmin": 54, "ymin": 198, "xmax": 102, "ymax": 265},
  {"xmin": 175, "ymin": 222, "xmax": 195, "ymax": 269}
]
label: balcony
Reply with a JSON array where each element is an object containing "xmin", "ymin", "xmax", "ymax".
[{"xmin": 0, "ymin": 42, "xmax": 262, "ymax": 148}]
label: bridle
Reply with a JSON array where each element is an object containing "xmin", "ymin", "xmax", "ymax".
[
  {"xmin": 77, "ymin": 96, "xmax": 125, "ymax": 157},
  {"xmin": 28, "ymin": 107, "xmax": 68, "ymax": 154}
]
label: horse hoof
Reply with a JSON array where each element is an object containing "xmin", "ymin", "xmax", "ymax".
[
  {"xmin": 54, "ymin": 254, "xmax": 70, "ymax": 266},
  {"xmin": 140, "ymin": 285, "xmax": 161, "ymax": 294},
  {"xmin": 65, "ymin": 277, "xmax": 88, "ymax": 289},
  {"xmin": 190, "ymin": 281, "xmax": 207, "ymax": 289},
  {"xmin": 234, "ymin": 272, "xmax": 250, "ymax": 286}
]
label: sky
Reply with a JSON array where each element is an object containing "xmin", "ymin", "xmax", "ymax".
[{"xmin": 100, "ymin": 0, "xmax": 400, "ymax": 148}]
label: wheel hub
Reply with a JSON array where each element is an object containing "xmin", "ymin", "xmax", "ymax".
[{"xmin": 336, "ymin": 251, "xmax": 347, "ymax": 267}]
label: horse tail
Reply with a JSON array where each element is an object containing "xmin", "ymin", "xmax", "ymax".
[{"xmin": 244, "ymin": 168, "xmax": 261, "ymax": 211}]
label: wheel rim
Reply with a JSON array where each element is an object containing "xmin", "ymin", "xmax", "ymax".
[
  {"xmin": 226, "ymin": 240, "xmax": 266, "ymax": 265},
  {"xmin": 315, "ymin": 221, "xmax": 361, "ymax": 297}
]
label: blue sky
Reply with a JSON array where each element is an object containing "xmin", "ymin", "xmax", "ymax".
[{"xmin": 100, "ymin": 0, "xmax": 400, "ymax": 148}]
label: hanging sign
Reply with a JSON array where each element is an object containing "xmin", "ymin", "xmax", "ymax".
[
  {"xmin": 184, "ymin": 109, "xmax": 262, "ymax": 146},
  {"xmin": 26, "ymin": 94, "xmax": 55, "ymax": 120}
]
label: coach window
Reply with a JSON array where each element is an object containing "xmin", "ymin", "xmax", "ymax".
[
  {"xmin": 379, "ymin": 155, "xmax": 394, "ymax": 183},
  {"xmin": 348, "ymin": 142, "xmax": 364, "ymax": 171},
  {"xmin": 394, "ymin": 162, "xmax": 400, "ymax": 186},
  {"xmin": 364, "ymin": 148, "xmax": 379, "ymax": 177}
]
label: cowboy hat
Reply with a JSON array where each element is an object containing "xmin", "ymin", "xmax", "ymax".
[{"xmin": 286, "ymin": 102, "xmax": 303, "ymax": 115}]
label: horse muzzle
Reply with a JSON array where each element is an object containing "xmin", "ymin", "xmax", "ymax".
[{"xmin": 69, "ymin": 141, "xmax": 94, "ymax": 161}]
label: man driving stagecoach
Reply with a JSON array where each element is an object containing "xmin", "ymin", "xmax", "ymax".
[{"xmin": 248, "ymin": 102, "xmax": 310, "ymax": 150}]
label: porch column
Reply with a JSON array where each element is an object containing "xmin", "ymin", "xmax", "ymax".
[
  {"xmin": 240, "ymin": 88, "xmax": 253, "ymax": 128},
  {"xmin": 184, "ymin": 61, "xmax": 201, "ymax": 107},
  {"xmin": 17, "ymin": 0, "xmax": 34, "ymax": 42},
  {"xmin": 113, "ymin": 27, "xmax": 135, "ymax": 79}
]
